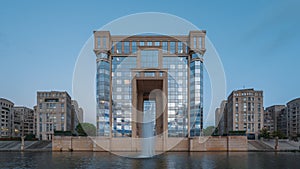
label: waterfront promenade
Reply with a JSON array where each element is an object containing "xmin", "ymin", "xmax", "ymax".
[{"xmin": 2, "ymin": 137, "xmax": 299, "ymax": 152}]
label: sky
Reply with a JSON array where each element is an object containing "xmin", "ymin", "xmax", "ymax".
[{"xmin": 0, "ymin": 0, "xmax": 300, "ymax": 125}]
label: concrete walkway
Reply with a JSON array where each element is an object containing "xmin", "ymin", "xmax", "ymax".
[
  {"xmin": 0, "ymin": 141, "xmax": 52, "ymax": 151},
  {"xmin": 248, "ymin": 140, "xmax": 300, "ymax": 151}
]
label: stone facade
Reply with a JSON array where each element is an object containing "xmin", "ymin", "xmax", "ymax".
[
  {"xmin": 0, "ymin": 98, "xmax": 14, "ymax": 138},
  {"xmin": 264, "ymin": 105, "xmax": 285, "ymax": 134},
  {"xmin": 12, "ymin": 106, "xmax": 35, "ymax": 137},
  {"xmin": 216, "ymin": 88, "xmax": 264, "ymax": 139},
  {"xmin": 71, "ymin": 100, "xmax": 84, "ymax": 133},
  {"xmin": 52, "ymin": 136, "xmax": 248, "ymax": 152},
  {"xmin": 36, "ymin": 91, "xmax": 72, "ymax": 140},
  {"xmin": 287, "ymin": 98, "xmax": 300, "ymax": 138},
  {"xmin": 215, "ymin": 100, "xmax": 227, "ymax": 136}
]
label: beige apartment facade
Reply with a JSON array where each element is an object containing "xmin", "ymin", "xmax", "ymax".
[
  {"xmin": 287, "ymin": 98, "xmax": 300, "ymax": 138},
  {"xmin": 12, "ymin": 106, "xmax": 35, "ymax": 137},
  {"xmin": 36, "ymin": 91, "xmax": 72, "ymax": 140},
  {"xmin": 264, "ymin": 105, "xmax": 285, "ymax": 134},
  {"xmin": 0, "ymin": 98, "xmax": 14, "ymax": 138},
  {"xmin": 216, "ymin": 89, "xmax": 263, "ymax": 139}
]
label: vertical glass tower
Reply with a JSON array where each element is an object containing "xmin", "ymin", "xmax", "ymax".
[{"xmin": 94, "ymin": 31, "xmax": 206, "ymax": 138}]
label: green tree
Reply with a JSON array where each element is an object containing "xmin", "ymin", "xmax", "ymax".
[
  {"xmin": 271, "ymin": 130, "xmax": 285, "ymax": 139},
  {"xmin": 76, "ymin": 123, "xmax": 96, "ymax": 136},
  {"xmin": 260, "ymin": 127, "xmax": 270, "ymax": 139},
  {"xmin": 203, "ymin": 126, "xmax": 216, "ymax": 136}
]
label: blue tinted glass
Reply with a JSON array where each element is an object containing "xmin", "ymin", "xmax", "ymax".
[
  {"xmin": 132, "ymin": 42, "xmax": 137, "ymax": 53},
  {"xmin": 170, "ymin": 42, "xmax": 175, "ymax": 54},
  {"xmin": 162, "ymin": 42, "xmax": 168, "ymax": 53},
  {"xmin": 141, "ymin": 50, "xmax": 158, "ymax": 68},
  {"xmin": 124, "ymin": 42, "xmax": 129, "ymax": 54}
]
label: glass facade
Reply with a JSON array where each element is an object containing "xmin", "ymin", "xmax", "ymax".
[
  {"xmin": 112, "ymin": 56, "xmax": 136, "ymax": 137},
  {"xmin": 189, "ymin": 53, "xmax": 204, "ymax": 137},
  {"xmin": 96, "ymin": 53, "xmax": 110, "ymax": 136},
  {"xmin": 94, "ymin": 31, "xmax": 206, "ymax": 138},
  {"xmin": 163, "ymin": 56, "xmax": 189, "ymax": 137},
  {"xmin": 141, "ymin": 50, "xmax": 159, "ymax": 68}
]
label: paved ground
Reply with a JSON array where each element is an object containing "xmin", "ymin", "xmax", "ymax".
[
  {"xmin": 1, "ymin": 140, "xmax": 299, "ymax": 151},
  {"xmin": 0, "ymin": 141, "xmax": 52, "ymax": 151},
  {"xmin": 248, "ymin": 139, "xmax": 300, "ymax": 151}
]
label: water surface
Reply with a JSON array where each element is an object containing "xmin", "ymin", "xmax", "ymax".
[{"xmin": 0, "ymin": 152, "xmax": 299, "ymax": 169}]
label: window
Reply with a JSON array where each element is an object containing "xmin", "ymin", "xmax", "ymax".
[
  {"xmin": 198, "ymin": 37, "xmax": 202, "ymax": 49},
  {"xmin": 178, "ymin": 42, "xmax": 183, "ymax": 53},
  {"xmin": 116, "ymin": 42, "xmax": 122, "ymax": 54},
  {"xmin": 144, "ymin": 72, "xmax": 155, "ymax": 77},
  {"xmin": 162, "ymin": 42, "xmax": 168, "ymax": 53},
  {"xmin": 39, "ymin": 124, "xmax": 42, "ymax": 132},
  {"xmin": 103, "ymin": 37, "xmax": 107, "ymax": 48},
  {"xmin": 132, "ymin": 41, "xmax": 137, "ymax": 53},
  {"xmin": 61, "ymin": 113, "xmax": 65, "ymax": 121},
  {"xmin": 97, "ymin": 36, "xmax": 101, "ymax": 48},
  {"xmin": 141, "ymin": 50, "xmax": 159, "ymax": 68},
  {"xmin": 124, "ymin": 42, "xmax": 129, "ymax": 54},
  {"xmin": 193, "ymin": 37, "xmax": 197, "ymax": 49},
  {"xmin": 170, "ymin": 42, "xmax": 175, "ymax": 54}
]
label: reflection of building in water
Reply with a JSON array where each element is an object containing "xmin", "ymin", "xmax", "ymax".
[{"xmin": 94, "ymin": 31, "xmax": 206, "ymax": 138}]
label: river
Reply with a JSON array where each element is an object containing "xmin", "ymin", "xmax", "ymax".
[{"xmin": 0, "ymin": 152, "xmax": 299, "ymax": 169}]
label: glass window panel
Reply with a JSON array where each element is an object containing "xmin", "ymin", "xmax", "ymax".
[
  {"xmin": 141, "ymin": 50, "xmax": 158, "ymax": 68},
  {"xmin": 103, "ymin": 37, "xmax": 107, "ymax": 48},
  {"xmin": 170, "ymin": 42, "xmax": 175, "ymax": 54},
  {"xmin": 132, "ymin": 41, "xmax": 137, "ymax": 53}
]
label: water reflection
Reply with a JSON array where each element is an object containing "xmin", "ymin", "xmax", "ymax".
[{"xmin": 0, "ymin": 152, "xmax": 299, "ymax": 169}]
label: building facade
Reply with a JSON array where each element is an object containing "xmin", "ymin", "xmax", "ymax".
[
  {"xmin": 71, "ymin": 100, "xmax": 84, "ymax": 132},
  {"xmin": 264, "ymin": 105, "xmax": 285, "ymax": 134},
  {"xmin": 287, "ymin": 98, "xmax": 300, "ymax": 138},
  {"xmin": 0, "ymin": 98, "xmax": 14, "ymax": 138},
  {"xmin": 225, "ymin": 89, "xmax": 263, "ymax": 139},
  {"xmin": 12, "ymin": 106, "xmax": 35, "ymax": 137},
  {"xmin": 215, "ymin": 100, "xmax": 227, "ymax": 136},
  {"xmin": 277, "ymin": 107, "xmax": 288, "ymax": 137},
  {"xmin": 36, "ymin": 91, "xmax": 72, "ymax": 140},
  {"xmin": 94, "ymin": 30, "xmax": 206, "ymax": 138}
]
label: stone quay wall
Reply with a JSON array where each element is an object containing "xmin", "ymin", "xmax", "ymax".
[{"xmin": 52, "ymin": 136, "xmax": 247, "ymax": 152}]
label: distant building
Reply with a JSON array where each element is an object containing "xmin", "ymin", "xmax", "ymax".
[
  {"xmin": 33, "ymin": 105, "xmax": 37, "ymax": 136},
  {"xmin": 218, "ymin": 88, "xmax": 263, "ymax": 139},
  {"xmin": 287, "ymin": 98, "xmax": 300, "ymax": 138},
  {"xmin": 71, "ymin": 100, "xmax": 84, "ymax": 132},
  {"xmin": 36, "ymin": 91, "xmax": 72, "ymax": 140},
  {"xmin": 12, "ymin": 106, "xmax": 35, "ymax": 137},
  {"xmin": 264, "ymin": 105, "xmax": 285, "ymax": 134},
  {"xmin": 215, "ymin": 100, "xmax": 227, "ymax": 136},
  {"xmin": 277, "ymin": 107, "xmax": 288, "ymax": 137},
  {"xmin": 0, "ymin": 98, "xmax": 14, "ymax": 138}
]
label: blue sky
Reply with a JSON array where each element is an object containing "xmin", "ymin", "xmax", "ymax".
[{"xmin": 0, "ymin": 0, "xmax": 300, "ymax": 124}]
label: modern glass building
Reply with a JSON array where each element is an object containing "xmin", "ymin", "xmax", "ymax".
[{"xmin": 94, "ymin": 31, "xmax": 206, "ymax": 138}]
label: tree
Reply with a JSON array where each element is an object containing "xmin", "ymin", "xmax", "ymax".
[
  {"xmin": 271, "ymin": 130, "xmax": 285, "ymax": 139},
  {"xmin": 203, "ymin": 126, "xmax": 216, "ymax": 136},
  {"xmin": 260, "ymin": 127, "xmax": 270, "ymax": 139},
  {"xmin": 76, "ymin": 123, "xmax": 96, "ymax": 136}
]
